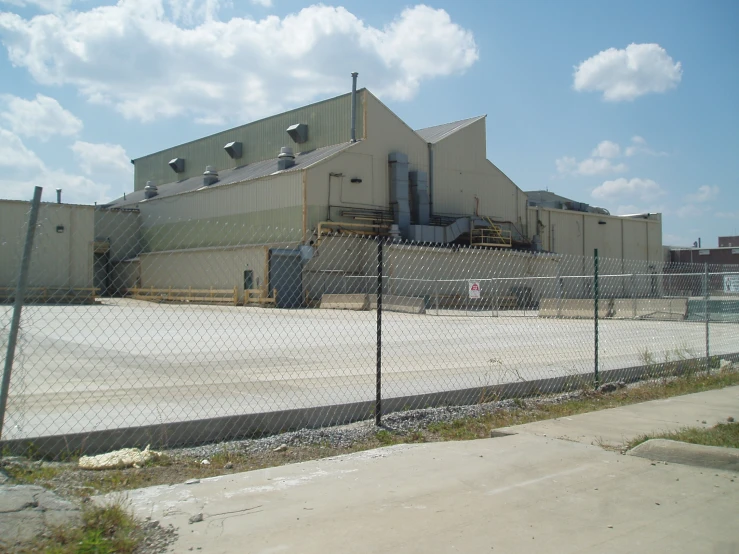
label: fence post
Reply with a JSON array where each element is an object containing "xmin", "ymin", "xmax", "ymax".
[
  {"xmin": 631, "ymin": 273, "xmax": 637, "ymax": 318},
  {"xmin": 435, "ymin": 279, "xmax": 439, "ymax": 315},
  {"xmin": 594, "ymin": 248, "xmax": 600, "ymax": 389},
  {"xmin": 704, "ymin": 262, "xmax": 710, "ymax": 370},
  {"xmin": 1, "ymin": 186, "xmax": 42, "ymax": 439},
  {"xmin": 375, "ymin": 237, "xmax": 383, "ymax": 426}
]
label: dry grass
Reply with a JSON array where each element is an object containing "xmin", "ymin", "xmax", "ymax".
[{"xmin": 627, "ymin": 422, "xmax": 739, "ymax": 451}]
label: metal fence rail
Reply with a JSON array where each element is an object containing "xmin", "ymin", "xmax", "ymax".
[{"xmin": 1, "ymin": 201, "xmax": 738, "ymax": 457}]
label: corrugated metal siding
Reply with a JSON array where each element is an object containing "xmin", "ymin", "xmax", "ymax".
[
  {"xmin": 415, "ymin": 116, "xmax": 485, "ymax": 144},
  {"xmin": 133, "ymin": 91, "xmax": 365, "ymax": 191},
  {"xmin": 431, "ymin": 118, "xmax": 525, "ymax": 226},
  {"xmin": 0, "ymin": 201, "xmax": 94, "ymax": 288},
  {"xmin": 139, "ymin": 172, "xmax": 304, "ymax": 251}
]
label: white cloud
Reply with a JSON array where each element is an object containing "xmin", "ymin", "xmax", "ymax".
[
  {"xmin": 0, "ymin": 127, "xmax": 113, "ymax": 204},
  {"xmin": 556, "ymin": 139, "xmax": 627, "ymax": 176},
  {"xmin": 716, "ymin": 211, "xmax": 739, "ymax": 219},
  {"xmin": 591, "ymin": 140, "xmax": 620, "ymax": 159},
  {"xmin": 663, "ymin": 233, "xmax": 692, "ymax": 247},
  {"xmin": 250, "ymin": 0, "xmax": 272, "ymax": 6},
  {"xmin": 0, "ymin": 127, "xmax": 44, "ymax": 169},
  {"xmin": 573, "ymin": 43, "xmax": 682, "ymax": 101},
  {"xmin": 624, "ymin": 135, "xmax": 667, "ymax": 157},
  {"xmin": 71, "ymin": 141, "xmax": 133, "ymax": 176},
  {"xmin": 592, "ymin": 177, "xmax": 665, "ymax": 201},
  {"xmin": 0, "ymin": 93, "xmax": 83, "ymax": 141},
  {"xmin": 685, "ymin": 185, "xmax": 719, "ymax": 203},
  {"xmin": 0, "ymin": 2, "xmax": 478, "ymax": 123}
]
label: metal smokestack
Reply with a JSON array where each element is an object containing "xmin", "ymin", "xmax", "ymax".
[
  {"xmin": 56, "ymin": 188, "xmax": 62, "ymax": 204},
  {"xmin": 350, "ymin": 72, "xmax": 358, "ymax": 143}
]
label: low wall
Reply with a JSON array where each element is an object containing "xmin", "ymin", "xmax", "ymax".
[
  {"xmin": 320, "ymin": 293, "xmax": 426, "ymax": 314},
  {"xmin": 320, "ymin": 294, "xmax": 368, "ymax": 310},
  {"xmin": 612, "ymin": 298, "xmax": 688, "ymax": 321},
  {"xmin": 368, "ymin": 294, "xmax": 426, "ymax": 315},
  {"xmin": 539, "ymin": 298, "xmax": 612, "ymax": 319}
]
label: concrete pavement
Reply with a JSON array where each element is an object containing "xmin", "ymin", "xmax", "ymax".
[{"xmin": 118, "ymin": 387, "xmax": 739, "ymax": 554}]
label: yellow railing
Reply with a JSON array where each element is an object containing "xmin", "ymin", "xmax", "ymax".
[{"xmin": 470, "ymin": 217, "xmax": 512, "ymax": 248}]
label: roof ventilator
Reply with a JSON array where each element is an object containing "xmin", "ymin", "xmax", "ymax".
[
  {"xmin": 224, "ymin": 141, "xmax": 242, "ymax": 159},
  {"xmin": 168, "ymin": 157, "xmax": 185, "ymax": 173},
  {"xmin": 203, "ymin": 165, "xmax": 219, "ymax": 186},
  {"xmin": 277, "ymin": 146, "xmax": 295, "ymax": 170},
  {"xmin": 286, "ymin": 123, "xmax": 308, "ymax": 144},
  {"xmin": 144, "ymin": 181, "xmax": 158, "ymax": 199}
]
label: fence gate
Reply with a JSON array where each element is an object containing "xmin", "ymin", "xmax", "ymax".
[{"xmin": 269, "ymin": 248, "xmax": 303, "ymax": 308}]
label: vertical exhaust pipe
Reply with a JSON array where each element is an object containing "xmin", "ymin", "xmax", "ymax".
[
  {"xmin": 56, "ymin": 188, "xmax": 62, "ymax": 204},
  {"xmin": 350, "ymin": 72, "xmax": 358, "ymax": 143}
]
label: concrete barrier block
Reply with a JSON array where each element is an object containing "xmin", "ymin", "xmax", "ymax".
[
  {"xmin": 612, "ymin": 298, "xmax": 688, "ymax": 321},
  {"xmin": 539, "ymin": 298, "xmax": 612, "ymax": 319},
  {"xmin": 319, "ymin": 294, "xmax": 368, "ymax": 311},
  {"xmin": 368, "ymin": 294, "xmax": 426, "ymax": 315}
]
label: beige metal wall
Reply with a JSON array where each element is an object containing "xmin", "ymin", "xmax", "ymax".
[
  {"xmin": 528, "ymin": 207, "xmax": 662, "ymax": 262},
  {"xmin": 431, "ymin": 118, "xmax": 527, "ymax": 235},
  {"xmin": 0, "ymin": 200, "xmax": 94, "ymax": 288},
  {"xmin": 133, "ymin": 91, "xmax": 365, "ymax": 191},
  {"xmin": 304, "ymin": 92, "xmax": 429, "ymax": 234},
  {"xmin": 138, "ymin": 171, "xmax": 304, "ymax": 251},
  {"xmin": 95, "ymin": 209, "xmax": 142, "ymax": 261},
  {"xmin": 139, "ymin": 245, "xmax": 287, "ymax": 301}
]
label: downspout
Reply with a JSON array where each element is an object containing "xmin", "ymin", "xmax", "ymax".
[
  {"xmin": 427, "ymin": 143, "xmax": 434, "ymax": 217},
  {"xmin": 350, "ymin": 72, "xmax": 358, "ymax": 143}
]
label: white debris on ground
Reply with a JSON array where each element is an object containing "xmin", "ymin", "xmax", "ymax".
[{"xmin": 78, "ymin": 445, "xmax": 161, "ymax": 470}]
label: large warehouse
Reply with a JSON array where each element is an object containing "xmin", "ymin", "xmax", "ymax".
[{"xmin": 2, "ymin": 76, "xmax": 663, "ymax": 307}]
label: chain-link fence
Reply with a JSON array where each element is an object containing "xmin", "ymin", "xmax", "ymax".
[{"xmin": 2, "ymin": 198, "xmax": 738, "ymax": 457}]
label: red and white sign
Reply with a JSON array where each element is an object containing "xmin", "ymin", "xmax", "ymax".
[{"xmin": 469, "ymin": 280, "xmax": 481, "ymax": 299}]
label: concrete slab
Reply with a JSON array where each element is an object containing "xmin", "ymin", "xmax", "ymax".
[
  {"xmin": 319, "ymin": 294, "xmax": 368, "ymax": 310},
  {"xmin": 117, "ymin": 433, "xmax": 739, "ymax": 554},
  {"xmin": 628, "ymin": 439, "xmax": 739, "ymax": 471},
  {"xmin": 498, "ymin": 386, "xmax": 739, "ymax": 448}
]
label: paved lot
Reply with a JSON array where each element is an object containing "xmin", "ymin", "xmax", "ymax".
[
  {"xmin": 117, "ymin": 387, "xmax": 739, "ymax": 554},
  {"xmin": 2, "ymin": 299, "xmax": 737, "ymax": 437}
]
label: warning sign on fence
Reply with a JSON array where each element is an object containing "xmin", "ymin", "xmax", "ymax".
[{"xmin": 469, "ymin": 280, "xmax": 481, "ymax": 299}]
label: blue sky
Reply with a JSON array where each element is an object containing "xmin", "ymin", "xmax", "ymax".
[{"xmin": 0, "ymin": 0, "xmax": 737, "ymax": 246}]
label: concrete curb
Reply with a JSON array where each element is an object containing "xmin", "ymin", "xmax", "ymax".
[{"xmin": 627, "ymin": 439, "xmax": 739, "ymax": 471}]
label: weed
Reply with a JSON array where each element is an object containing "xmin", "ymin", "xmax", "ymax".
[
  {"xmin": 627, "ymin": 422, "xmax": 739, "ymax": 451},
  {"xmin": 375, "ymin": 430, "xmax": 395, "ymax": 446}
]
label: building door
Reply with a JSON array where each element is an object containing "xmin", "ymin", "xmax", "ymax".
[
  {"xmin": 269, "ymin": 249, "xmax": 303, "ymax": 308},
  {"xmin": 244, "ymin": 270, "xmax": 253, "ymax": 292}
]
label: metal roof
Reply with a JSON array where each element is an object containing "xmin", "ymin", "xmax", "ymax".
[
  {"xmin": 104, "ymin": 142, "xmax": 355, "ymax": 209},
  {"xmin": 415, "ymin": 115, "xmax": 485, "ymax": 144}
]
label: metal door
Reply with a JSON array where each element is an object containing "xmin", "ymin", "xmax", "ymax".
[{"xmin": 269, "ymin": 249, "xmax": 303, "ymax": 308}]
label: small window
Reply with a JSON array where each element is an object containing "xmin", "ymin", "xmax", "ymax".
[
  {"xmin": 732, "ymin": 249, "xmax": 739, "ymax": 255},
  {"xmin": 699, "ymin": 249, "xmax": 710, "ymax": 255}
]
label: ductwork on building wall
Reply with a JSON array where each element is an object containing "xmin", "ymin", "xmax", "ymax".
[
  {"xmin": 287, "ymin": 123, "xmax": 308, "ymax": 144},
  {"xmin": 277, "ymin": 146, "xmax": 295, "ymax": 170},
  {"xmin": 168, "ymin": 157, "xmax": 185, "ymax": 173},
  {"xmin": 409, "ymin": 170, "xmax": 430, "ymax": 225},
  {"xmin": 203, "ymin": 166, "xmax": 219, "ymax": 186},
  {"xmin": 224, "ymin": 141, "xmax": 242, "ymax": 159},
  {"xmin": 388, "ymin": 152, "xmax": 411, "ymax": 237}
]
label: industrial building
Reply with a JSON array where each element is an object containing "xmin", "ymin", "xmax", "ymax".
[{"xmin": 2, "ymin": 75, "xmax": 664, "ymax": 307}]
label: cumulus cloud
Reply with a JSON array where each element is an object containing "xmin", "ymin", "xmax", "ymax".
[
  {"xmin": 0, "ymin": 0, "xmax": 72, "ymax": 12},
  {"xmin": 573, "ymin": 43, "xmax": 682, "ymax": 101},
  {"xmin": 556, "ymin": 139, "xmax": 627, "ymax": 176},
  {"xmin": 592, "ymin": 177, "xmax": 665, "ymax": 201},
  {"xmin": 0, "ymin": 2, "xmax": 478, "ymax": 123},
  {"xmin": 0, "ymin": 127, "xmax": 115, "ymax": 204},
  {"xmin": 0, "ymin": 94, "xmax": 83, "ymax": 141},
  {"xmin": 250, "ymin": 0, "xmax": 272, "ymax": 6},
  {"xmin": 685, "ymin": 185, "xmax": 719, "ymax": 203},
  {"xmin": 716, "ymin": 211, "xmax": 739, "ymax": 219},
  {"xmin": 591, "ymin": 140, "xmax": 620, "ymax": 159},
  {"xmin": 71, "ymin": 140, "xmax": 133, "ymax": 176},
  {"xmin": 675, "ymin": 204, "xmax": 708, "ymax": 218}
]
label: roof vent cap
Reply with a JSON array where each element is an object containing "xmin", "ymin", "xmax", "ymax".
[
  {"xmin": 144, "ymin": 181, "xmax": 158, "ymax": 199},
  {"xmin": 277, "ymin": 147, "xmax": 295, "ymax": 170},
  {"xmin": 203, "ymin": 165, "xmax": 219, "ymax": 186},
  {"xmin": 168, "ymin": 157, "xmax": 185, "ymax": 173}
]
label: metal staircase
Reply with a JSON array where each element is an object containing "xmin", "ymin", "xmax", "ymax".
[{"xmin": 470, "ymin": 217, "xmax": 512, "ymax": 248}]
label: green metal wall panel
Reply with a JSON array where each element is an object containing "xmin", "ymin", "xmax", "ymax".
[{"xmin": 133, "ymin": 91, "xmax": 365, "ymax": 191}]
